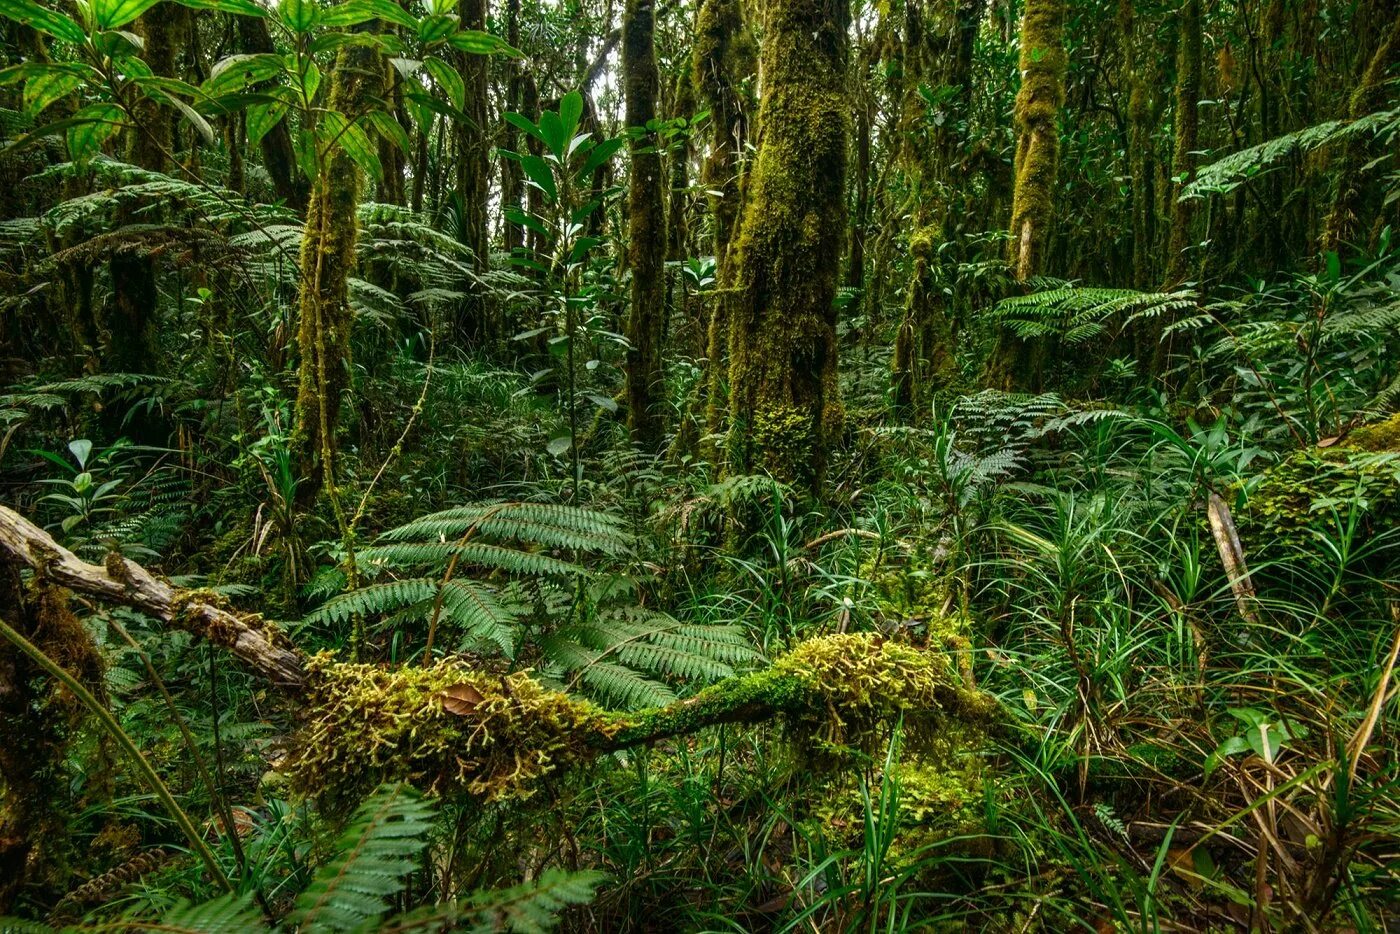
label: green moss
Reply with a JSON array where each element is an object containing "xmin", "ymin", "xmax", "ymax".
[
  {"xmin": 1346, "ymin": 413, "xmax": 1400, "ymax": 452},
  {"xmin": 287, "ymin": 635, "xmax": 1001, "ymax": 803},
  {"xmin": 286, "ymin": 654, "xmax": 620, "ymax": 804}
]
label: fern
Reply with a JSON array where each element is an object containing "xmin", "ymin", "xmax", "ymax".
[
  {"xmin": 379, "ymin": 501, "xmax": 631, "ymax": 555},
  {"xmin": 993, "ymin": 286, "xmax": 1197, "ymax": 345},
  {"xmin": 288, "ymin": 783, "xmax": 437, "ymax": 934},
  {"xmin": 1184, "ymin": 106, "xmax": 1400, "ymax": 198},
  {"xmin": 154, "ymin": 893, "xmax": 264, "ymax": 932},
  {"xmin": 378, "ymin": 870, "xmax": 607, "ymax": 933}
]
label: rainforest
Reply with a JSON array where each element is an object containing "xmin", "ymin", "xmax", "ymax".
[{"xmin": 0, "ymin": 0, "xmax": 1398, "ymax": 928}]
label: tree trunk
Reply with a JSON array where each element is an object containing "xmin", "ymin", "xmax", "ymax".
[
  {"xmin": 455, "ymin": 0, "xmax": 492, "ymax": 343},
  {"xmin": 294, "ymin": 39, "xmax": 383, "ymax": 507},
  {"xmin": 624, "ymin": 0, "xmax": 668, "ymax": 448},
  {"xmin": 987, "ymin": 0, "xmax": 1065, "ymax": 391},
  {"xmin": 1165, "ymin": 0, "xmax": 1202, "ymax": 286},
  {"xmin": 1319, "ymin": 7, "xmax": 1400, "ymax": 256},
  {"xmin": 236, "ymin": 14, "xmax": 309, "ymax": 210},
  {"xmin": 694, "ymin": 0, "xmax": 754, "ymax": 444},
  {"xmin": 725, "ymin": 0, "xmax": 849, "ymax": 494}
]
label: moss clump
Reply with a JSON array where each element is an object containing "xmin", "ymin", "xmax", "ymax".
[
  {"xmin": 287, "ymin": 635, "xmax": 1000, "ymax": 804},
  {"xmin": 286, "ymin": 654, "xmax": 620, "ymax": 804},
  {"xmin": 1346, "ymin": 413, "xmax": 1400, "ymax": 452}
]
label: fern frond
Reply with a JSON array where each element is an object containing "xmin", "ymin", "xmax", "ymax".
[
  {"xmin": 358, "ymin": 542, "xmax": 582, "ymax": 577},
  {"xmin": 380, "ymin": 502, "xmax": 631, "ymax": 555},
  {"xmin": 377, "ymin": 870, "xmax": 606, "ymax": 934},
  {"xmin": 153, "ymin": 893, "xmax": 263, "ymax": 932},
  {"xmin": 439, "ymin": 580, "xmax": 518, "ymax": 656},
  {"xmin": 289, "ymin": 783, "xmax": 436, "ymax": 934},
  {"xmin": 307, "ymin": 579, "xmax": 438, "ymax": 626}
]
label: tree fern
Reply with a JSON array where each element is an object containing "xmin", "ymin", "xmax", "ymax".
[{"xmin": 287, "ymin": 783, "xmax": 436, "ymax": 934}]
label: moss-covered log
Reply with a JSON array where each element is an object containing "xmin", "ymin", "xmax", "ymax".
[
  {"xmin": 0, "ymin": 506, "xmax": 1000, "ymax": 809},
  {"xmin": 285, "ymin": 633, "xmax": 1001, "ymax": 803},
  {"xmin": 294, "ymin": 38, "xmax": 384, "ymax": 506},
  {"xmin": 724, "ymin": 0, "xmax": 849, "ymax": 492},
  {"xmin": 624, "ymin": 0, "xmax": 668, "ymax": 449}
]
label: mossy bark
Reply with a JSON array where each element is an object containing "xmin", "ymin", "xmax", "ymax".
[
  {"xmin": 499, "ymin": 0, "xmax": 525, "ymax": 252},
  {"xmin": 105, "ymin": 7, "xmax": 191, "ymax": 381},
  {"xmin": 1121, "ymin": 0, "xmax": 1157, "ymax": 289},
  {"xmin": 294, "ymin": 40, "xmax": 383, "ymax": 507},
  {"xmin": 455, "ymin": 0, "xmax": 492, "ymax": 343},
  {"xmin": 890, "ymin": 0, "xmax": 961, "ymax": 417},
  {"xmin": 1004, "ymin": 0, "xmax": 1065, "ymax": 282},
  {"xmin": 986, "ymin": 0, "xmax": 1065, "ymax": 391},
  {"xmin": 1319, "ymin": 9, "xmax": 1400, "ymax": 256},
  {"xmin": 1165, "ymin": 0, "xmax": 1201, "ymax": 287},
  {"xmin": 694, "ymin": 0, "xmax": 755, "ymax": 443},
  {"xmin": 624, "ymin": 0, "xmax": 668, "ymax": 449},
  {"xmin": 724, "ymin": 0, "xmax": 850, "ymax": 493}
]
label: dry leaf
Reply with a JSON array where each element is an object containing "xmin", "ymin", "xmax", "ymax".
[{"xmin": 440, "ymin": 683, "xmax": 485, "ymax": 715}]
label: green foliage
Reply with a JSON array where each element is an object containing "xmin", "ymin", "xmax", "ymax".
[{"xmin": 992, "ymin": 283, "xmax": 1197, "ymax": 344}]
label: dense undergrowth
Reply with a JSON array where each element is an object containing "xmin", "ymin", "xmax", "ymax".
[{"xmin": 2, "ymin": 243, "xmax": 1399, "ymax": 929}]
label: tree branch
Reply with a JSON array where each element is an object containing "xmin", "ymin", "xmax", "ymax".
[{"xmin": 0, "ymin": 506, "xmax": 306, "ymax": 690}]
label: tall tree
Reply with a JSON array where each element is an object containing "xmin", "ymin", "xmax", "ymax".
[
  {"xmin": 623, "ymin": 0, "xmax": 667, "ymax": 448},
  {"xmin": 694, "ymin": 0, "xmax": 754, "ymax": 441},
  {"xmin": 1319, "ymin": 6, "xmax": 1400, "ymax": 256},
  {"xmin": 725, "ymin": 0, "xmax": 849, "ymax": 493},
  {"xmin": 455, "ymin": 0, "xmax": 492, "ymax": 341},
  {"xmin": 294, "ymin": 39, "xmax": 384, "ymax": 507},
  {"xmin": 1165, "ymin": 0, "xmax": 1202, "ymax": 286},
  {"xmin": 1005, "ymin": 0, "xmax": 1066, "ymax": 281}
]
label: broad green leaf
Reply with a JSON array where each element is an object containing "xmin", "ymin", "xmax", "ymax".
[
  {"xmin": 0, "ymin": 0, "xmax": 86, "ymax": 43},
  {"xmin": 421, "ymin": 56, "xmax": 463, "ymax": 111},
  {"xmin": 417, "ymin": 12, "xmax": 456, "ymax": 43},
  {"xmin": 538, "ymin": 108, "xmax": 566, "ymax": 157},
  {"xmin": 519, "ymin": 153, "xmax": 556, "ymax": 203},
  {"xmin": 278, "ymin": 0, "xmax": 318, "ymax": 32},
  {"xmin": 66, "ymin": 103, "xmax": 125, "ymax": 160},
  {"xmin": 205, "ymin": 53, "xmax": 285, "ymax": 96},
  {"xmin": 559, "ymin": 90, "xmax": 583, "ymax": 139},
  {"xmin": 321, "ymin": 0, "xmax": 416, "ymax": 29},
  {"xmin": 364, "ymin": 109, "xmax": 409, "ymax": 154},
  {"xmin": 23, "ymin": 70, "xmax": 82, "ymax": 117},
  {"xmin": 502, "ymin": 111, "xmax": 545, "ymax": 148},
  {"xmin": 94, "ymin": 0, "xmax": 162, "ymax": 29},
  {"xmin": 575, "ymin": 135, "xmax": 620, "ymax": 180},
  {"xmin": 173, "ymin": 0, "xmax": 265, "ymax": 14},
  {"xmin": 293, "ymin": 124, "xmax": 318, "ymax": 181},
  {"xmin": 246, "ymin": 99, "xmax": 288, "ymax": 146},
  {"xmin": 1, "ymin": 61, "xmax": 72, "ymax": 86},
  {"xmin": 322, "ymin": 110, "xmax": 383, "ymax": 182},
  {"xmin": 446, "ymin": 29, "xmax": 519, "ymax": 56}
]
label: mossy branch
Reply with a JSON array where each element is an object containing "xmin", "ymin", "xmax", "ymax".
[{"xmin": 0, "ymin": 505, "xmax": 1001, "ymax": 803}]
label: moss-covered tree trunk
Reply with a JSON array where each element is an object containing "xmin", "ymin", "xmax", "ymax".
[
  {"xmin": 500, "ymin": 0, "xmax": 525, "ymax": 252},
  {"xmin": 1120, "ymin": 0, "xmax": 1156, "ymax": 288},
  {"xmin": 694, "ymin": 0, "xmax": 754, "ymax": 443},
  {"xmin": 294, "ymin": 40, "xmax": 383, "ymax": 507},
  {"xmin": 624, "ymin": 0, "xmax": 667, "ymax": 448},
  {"xmin": 1004, "ymin": 0, "xmax": 1065, "ymax": 281},
  {"xmin": 725, "ymin": 0, "xmax": 849, "ymax": 493},
  {"xmin": 1164, "ymin": 0, "xmax": 1201, "ymax": 287},
  {"xmin": 455, "ymin": 0, "xmax": 492, "ymax": 343},
  {"xmin": 986, "ymin": 0, "xmax": 1065, "ymax": 391},
  {"xmin": 890, "ymin": 0, "xmax": 960, "ymax": 417},
  {"xmin": 1319, "ymin": 9, "xmax": 1400, "ymax": 256}
]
